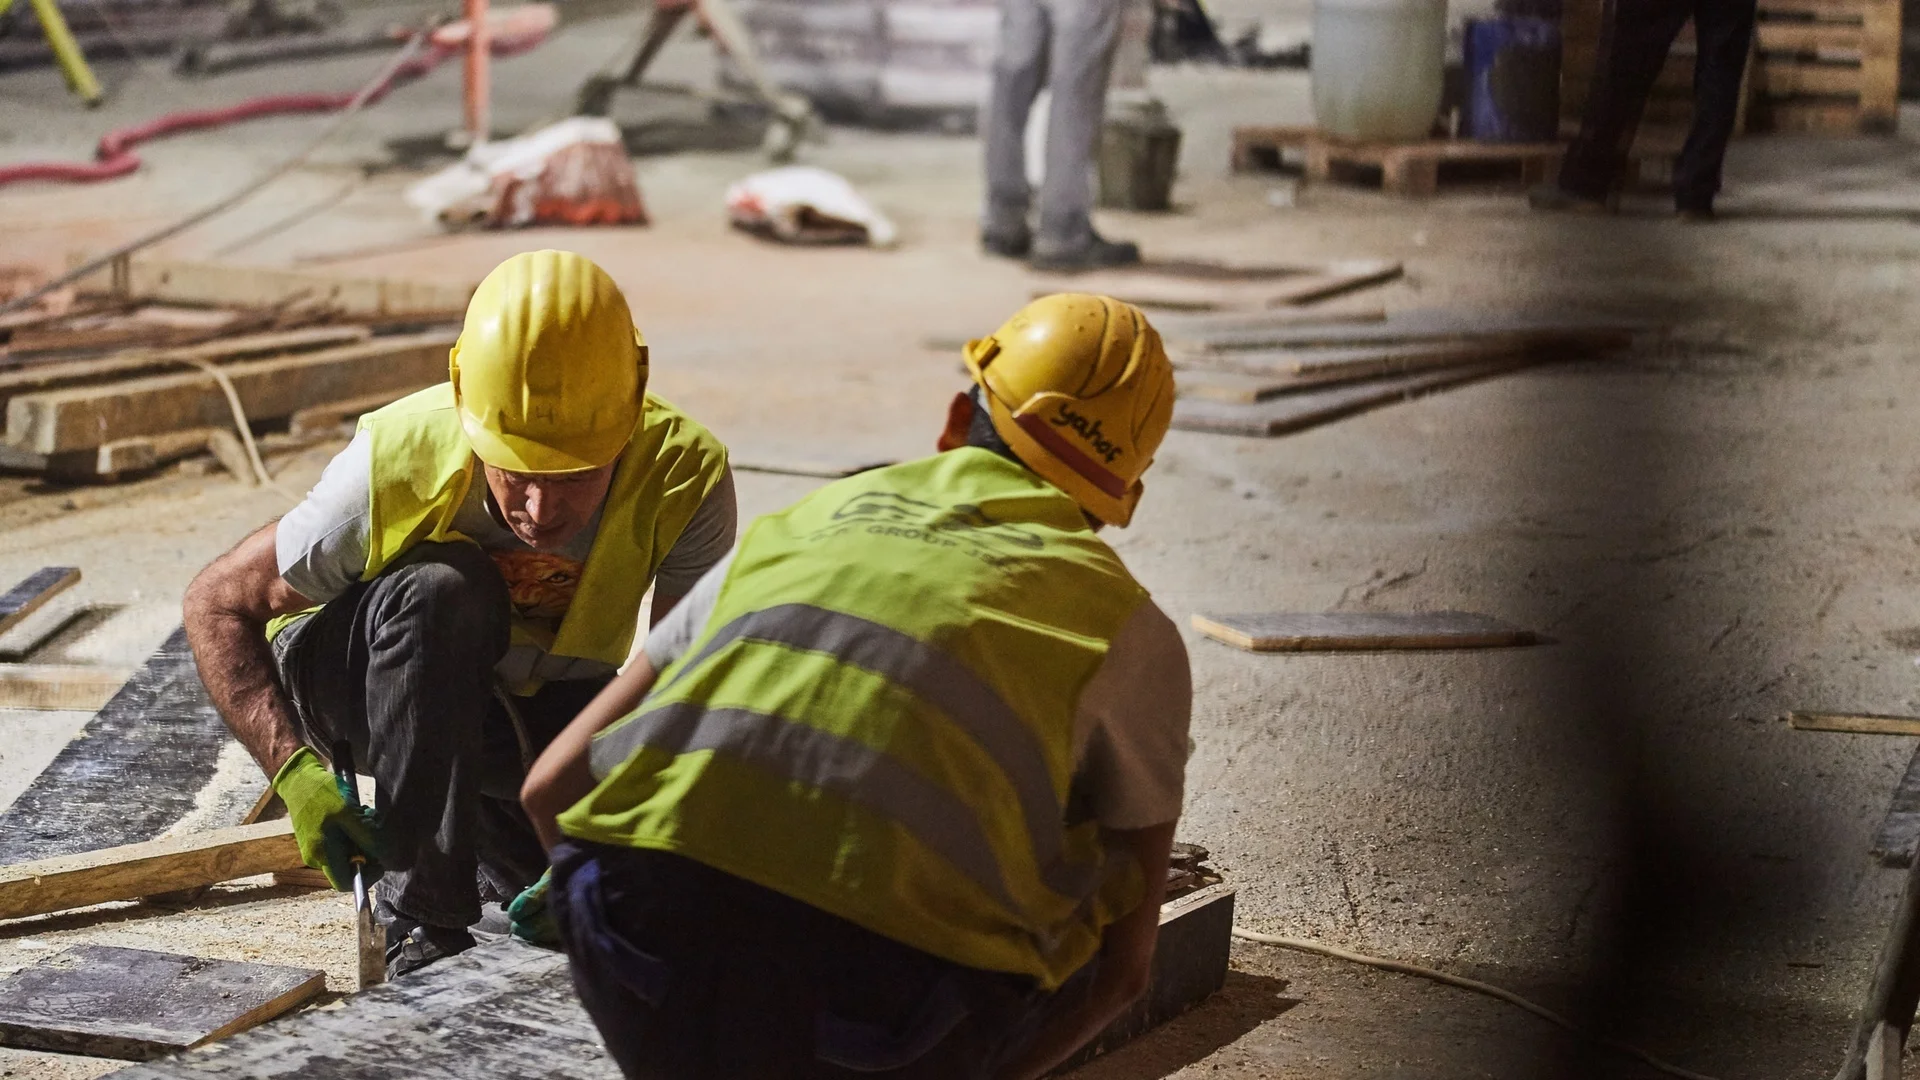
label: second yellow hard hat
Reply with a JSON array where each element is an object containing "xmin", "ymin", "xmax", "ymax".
[
  {"xmin": 963, "ymin": 293, "xmax": 1174, "ymax": 527},
  {"xmin": 450, "ymin": 249, "xmax": 647, "ymax": 474}
]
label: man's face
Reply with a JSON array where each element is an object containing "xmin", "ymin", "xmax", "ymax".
[{"xmin": 482, "ymin": 462, "xmax": 618, "ymax": 551}]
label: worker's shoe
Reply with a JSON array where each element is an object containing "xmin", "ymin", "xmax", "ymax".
[
  {"xmin": 1676, "ymin": 202, "xmax": 1717, "ymax": 223},
  {"xmin": 981, "ymin": 225, "xmax": 1032, "ymax": 259},
  {"xmin": 1028, "ymin": 230, "xmax": 1142, "ymax": 273},
  {"xmin": 1526, "ymin": 184, "xmax": 1614, "ymax": 215},
  {"xmin": 385, "ymin": 920, "xmax": 476, "ymax": 980}
]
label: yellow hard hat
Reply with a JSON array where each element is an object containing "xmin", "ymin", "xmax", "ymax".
[
  {"xmin": 449, "ymin": 249, "xmax": 648, "ymax": 474},
  {"xmin": 962, "ymin": 294, "xmax": 1174, "ymax": 527}
]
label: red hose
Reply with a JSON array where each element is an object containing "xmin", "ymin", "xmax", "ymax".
[{"xmin": 0, "ymin": 29, "xmax": 548, "ymax": 188}]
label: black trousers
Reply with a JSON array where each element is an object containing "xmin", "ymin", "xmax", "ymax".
[
  {"xmin": 1558, "ymin": 0, "xmax": 1758, "ymax": 208},
  {"xmin": 549, "ymin": 840, "xmax": 1098, "ymax": 1080},
  {"xmin": 271, "ymin": 541, "xmax": 610, "ymax": 930}
]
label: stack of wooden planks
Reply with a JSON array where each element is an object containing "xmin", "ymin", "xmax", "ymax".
[
  {"xmin": 0, "ymin": 258, "xmax": 471, "ymax": 482},
  {"xmin": 1030, "ymin": 258, "xmax": 1402, "ymax": 312},
  {"xmin": 1163, "ymin": 309, "xmax": 1644, "ymax": 437}
]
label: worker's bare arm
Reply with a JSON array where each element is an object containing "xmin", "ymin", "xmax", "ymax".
[
  {"xmin": 181, "ymin": 522, "xmax": 316, "ymax": 779},
  {"xmin": 522, "ymin": 654, "xmax": 662, "ymax": 851},
  {"xmin": 649, "ymin": 591, "xmax": 684, "ymax": 629},
  {"xmin": 997, "ymin": 821, "xmax": 1179, "ymax": 1080}
]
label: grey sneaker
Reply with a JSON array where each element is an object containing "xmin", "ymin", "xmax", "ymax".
[
  {"xmin": 385, "ymin": 921, "xmax": 476, "ymax": 980},
  {"xmin": 1029, "ymin": 231, "xmax": 1142, "ymax": 273},
  {"xmin": 981, "ymin": 225, "xmax": 1032, "ymax": 259}
]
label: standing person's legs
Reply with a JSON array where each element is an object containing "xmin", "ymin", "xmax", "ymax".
[
  {"xmin": 1673, "ymin": 0, "xmax": 1757, "ymax": 212},
  {"xmin": 982, "ymin": 0, "xmax": 1052, "ymax": 252},
  {"xmin": 271, "ymin": 541, "xmax": 513, "ymax": 958},
  {"xmin": 1553, "ymin": 0, "xmax": 1694, "ymax": 201},
  {"xmin": 1031, "ymin": 0, "xmax": 1131, "ymax": 263}
]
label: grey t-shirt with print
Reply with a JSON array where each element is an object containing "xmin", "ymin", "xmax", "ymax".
[{"xmin": 275, "ymin": 430, "xmax": 736, "ymax": 684}]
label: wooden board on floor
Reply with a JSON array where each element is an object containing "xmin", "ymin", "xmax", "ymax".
[
  {"xmin": 1192, "ymin": 611, "xmax": 1539, "ymax": 652},
  {"xmin": 1873, "ymin": 742, "xmax": 1920, "ymax": 867},
  {"xmin": 1162, "ymin": 309, "xmax": 1644, "ymax": 356},
  {"xmin": 1171, "ymin": 359, "xmax": 1531, "ymax": 437},
  {"xmin": 3, "ymin": 332, "xmax": 453, "ymax": 455},
  {"xmin": 0, "ymin": 820, "xmax": 301, "ymax": 922},
  {"xmin": 1230, "ymin": 126, "xmax": 1564, "ymax": 196},
  {"xmin": 0, "ymin": 628, "xmax": 240, "ymax": 865},
  {"xmin": 113, "ymin": 886, "xmax": 1236, "ymax": 1078},
  {"xmin": 0, "ymin": 663, "xmax": 133, "ymax": 710},
  {"xmin": 1790, "ymin": 711, "xmax": 1920, "ymax": 737},
  {"xmin": 73, "ymin": 258, "xmax": 474, "ymax": 317},
  {"xmin": 0, "ymin": 566, "xmax": 79, "ymax": 638},
  {"xmin": 0, "ymin": 327, "xmax": 372, "ymax": 413},
  {"xmin": 1031, "ymin": 260, "xmax": 1401, "ymax": 312},
  {"xmin": 1172, "ymin": 339, "xmax": 1543, "ymax": 402},
  {"xmin": 0, "ymin": 945, "xmax": 323, "ymax": 1060}
]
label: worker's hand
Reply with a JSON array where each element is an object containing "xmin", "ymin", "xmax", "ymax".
[
  {"xmin": 271, "ymin": 747, "xmax": 387, "ymax": 891},
  {"xmin": 507, "ymin": 869, "xmax": 560, "ymax": 947}
]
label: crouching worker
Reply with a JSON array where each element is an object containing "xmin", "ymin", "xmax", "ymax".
[
  {"xmin": 183, "ymin": 250, "xmax": 734, "ymax": 980},
  {"xmin": 519, "ymin": 293, "xmax": 1193, "ymax": 1079}
]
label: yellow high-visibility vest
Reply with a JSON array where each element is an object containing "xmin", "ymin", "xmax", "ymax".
[
  {"xmin": 272, "ymin": 384, "xmax": 727, "ymax": 688},
  {"xmin": 561, "ymin": 448, "xmax": 1151, "ymax": 987}
]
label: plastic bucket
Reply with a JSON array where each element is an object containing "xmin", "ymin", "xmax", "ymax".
[
  {"xmin": 1311, "ymin": 0, "xmax": 1447, "ymax": 142},
  {"xmin": 1461, "ymin": 16, "xmax": 1561, "ymax": 142}
]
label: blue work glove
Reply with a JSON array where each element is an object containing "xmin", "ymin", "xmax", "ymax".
[
  {"xmin": 508, "ymin": 869, "xmax": 560, "ymax": 947},
  {"xmin": 271, "ymin": 747, "xmax": 387, "ymax": 891}
]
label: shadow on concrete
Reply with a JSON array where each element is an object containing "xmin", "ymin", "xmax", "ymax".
[{"xmin": 1063, "ymin": 971, "xmax": 1298, "ymax": 1079}]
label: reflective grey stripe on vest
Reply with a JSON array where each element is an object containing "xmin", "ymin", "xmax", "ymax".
[
  {"xmin": 599, "ymin": 602, "xmax": 1102, "ymax": 900},
  {"xmin": 591, "ymin": 701, "xmax": 1018, "ymax": 912}
]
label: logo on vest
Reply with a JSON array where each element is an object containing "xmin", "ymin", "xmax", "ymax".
[
  {"xmin": 808, "ymin": 492, "xmax": 1044, "ymax": 565},
  {"xmin": 1050, "ymin": 404, "xmax": 1123, "ymax": 464}
]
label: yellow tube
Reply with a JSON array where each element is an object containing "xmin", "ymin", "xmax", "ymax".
[{"xmin": 27, "ymin": 0, "xmax": 104, "ymax": 106}]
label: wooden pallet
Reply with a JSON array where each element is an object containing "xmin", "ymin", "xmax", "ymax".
[
  {"xmin": 1752, "ymin": 0, "xmax": 1900, "ymax": 133},
  {"xmin": 1231, "ymin": 126, "xmax": 1565, "ymax": 197}
]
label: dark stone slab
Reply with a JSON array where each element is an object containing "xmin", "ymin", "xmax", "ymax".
[{"xmin": 0, "ymin": 944, "xmax": 323, "ymax": 1061}]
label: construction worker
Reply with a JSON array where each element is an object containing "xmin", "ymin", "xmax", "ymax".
[
  {"xmin": 981, "ymin": 0, "xmax": 1141, "ymax": 270},
  {"xmin": 182, "ymin": 250, "xmax": 735, "ymax": 980},
  {"xmin": 517, "ymin": 293, "xmax": 1190, "ymax": 1079}
]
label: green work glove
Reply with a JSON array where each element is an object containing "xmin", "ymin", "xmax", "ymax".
[
  {"xmin": 271, "ymin": 746, "xmax": 387, "ymax": 892},
  {"xmin": 508, "ymin": 869, "xmax": 559, "ymax": 947}
]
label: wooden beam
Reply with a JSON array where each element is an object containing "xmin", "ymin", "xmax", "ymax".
[
  {"xmin": 1030, "ymin": 260, "xmax": 1402, "ymax": 312},
  {"xmin": 1790, "ymin": 711, "xmax": 1920, "ymax": 737},
  {"xmin": 1171, "ymin": 359, "xmax": 1532, "ymax": 438},
  {"xmin": 0, "ymin": 566, "xmax": 79, "ymax": 638},
  {"xmin": 0, "ymin": 820, "xmax": 301, "ymax": 922},
  {"xmin": 0, "ymin": 663, "xmax": 132, "ymax": 710},
  {"xmin": 73, "ymin": 258, "xmax": 474, "ymax": 317},
  {"xmin": 1161, "ymin": 309, "xmax": 1645, "ymax": 356},
  {"xmin": 1192, "ymin": 611, "xmax": 1539, "ymax": 652},
  {"xmin": 0, "ymin": 326, "xmax": 372, "ymax": 416},
  {"xmin": 3, "ymin": 332, "xmax": 452, "ymax": 455}
]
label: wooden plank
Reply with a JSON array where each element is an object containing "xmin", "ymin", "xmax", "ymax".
[
  {"xmin": 1759, "ymin": 59, "xmax": 1865, "ymax": 96},
  {"xmin": 1873, "ymin": 743, "xmax": 1920, "ymax": 867},
  {"xmin": 0, "ymin": 566, "xmax": 79, "ymax": 638},
  {"xmin": 1030, "ymin": 260, "xmax": 1402, "ymax": 312},
  {"xmin": 73, "ymin": 258, "xmax": 474, "ymax": 317},
  {"xmin": 0, "ymin": 820, "xmax": 301, "ymax": 922},
  {"xmin": 1192, "ymin": 611, "xmax": 1538, "ymax": 651},
  {"xmin": 0, "ymin": 664, "xmax": 132, "ymax": 711},
  {"xmin": 1162, "ymin": 309, "xmax": 1644, "ymax": 356},
  {"xmin": 1791, "ymin": 712, "xmax": 1920, "ymax": 736},
  {"xmin": 4, "ymin": 332, "xmax": 453, "ymax": 455},
  {"xmin": 113, "ymin": 885, "xmax": 1235, "ymax": 1078},
  {"xmin": 1764, "ymin": 99, "xmax": 1872, "ymax": 131},
  {"xmin": 0, "ymin": 945, "xmax": 323, "ymax": 1060},
  {"xmin": 1758, "ymin": 20, "xmax": 1866, "ymax": 53},
  {"xmin": 1855, "ymin": 0, "xmax": 1900, "ymax": 127},
  {"xmin": 0, "ymin": 628, "xmax": 237, "ymax": 864},
  {"xmin": 0, "ymin": 326, "xmax": 372, "ymax": 416},
  {"xmin": 1175, "ymin": 337, "xmax": 1544, "ymax": 383},
  {"xmin": 1170, "ymin": 359, "xmax": 1533, "ymax": 437},
  {"xmin": 287, "ymin": 388, "xmax": 415, "ymax": 438}
]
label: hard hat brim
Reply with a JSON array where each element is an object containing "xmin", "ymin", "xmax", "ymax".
[
  {"xmin": 977, "ymin": 387, "xmax": 1143, "ymax": 527},
  {"xmin": 461, "ymin": 411, "xmax": 630, "ymax": 475}
]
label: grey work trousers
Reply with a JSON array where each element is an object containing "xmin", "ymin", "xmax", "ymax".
[
  {"xmin": 981, "ymin": 0, "xmax": 1127, "ymax": 246},
  {"xmin": 269, "ymin": 541, "xmax": 609, "ymax": 931}
]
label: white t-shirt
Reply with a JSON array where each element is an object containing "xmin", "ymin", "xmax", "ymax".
[
  {"xmin": 275, "ymin": 431, "xmax": 737, "ymax": 684},
  {"xmin": 640, "ymin": 548, "xmax": 1192, "ymax": 830}
]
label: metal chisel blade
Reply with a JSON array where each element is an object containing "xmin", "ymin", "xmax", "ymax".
[{"xmin": 355, "ymin": 868, "xmax": 386, "ymax": 989}]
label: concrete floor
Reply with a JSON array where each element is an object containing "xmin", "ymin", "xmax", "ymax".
[{"xmin": 7, "ymin": 7, "xmax": 1920, "ymax": 1078}]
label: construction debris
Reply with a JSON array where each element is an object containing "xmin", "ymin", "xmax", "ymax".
[
  {"xmin": 1192, "ymin": 611, "xmax": 1540, "ymax": 652},
  {"xmin": 1789, "ymin": 711, "xmax": 1920, "ymax": 737},
  {"xmin": 406, "ymin": 117, "xmax": 649, "ymax": 229},
  {"xmin": 0, "ymin": 945, "xmax": 323, "ymax": 1061},
  {"xmin": 0, "ymin": 820, "xmax": 302, "ymax": 923},
  {"xmin": 726, "ymin": 166, "xmax": 899, "ymax": 247}
]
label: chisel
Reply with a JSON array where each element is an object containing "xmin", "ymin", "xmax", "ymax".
[{"xmin": 330, "ymin": 740, "xmax": 387, "ymax": 990}]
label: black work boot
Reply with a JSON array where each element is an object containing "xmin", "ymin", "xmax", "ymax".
[
  {"xmin": 1029, "ymin": 229, "xmax": 1142, "ymax": 273},
  {"xmin": 385, "ymin": 918, "xmax": 476, "ymax": 980},
  {"xmin": 981, "ymin": 224, "xmax": 1032, "ymax": 259},
  {"xmin": 1527, "ymin": 184, "xmax": 1615, "ymax": 214}
]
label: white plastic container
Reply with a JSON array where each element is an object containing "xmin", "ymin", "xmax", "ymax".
[{"xmin": 1311, "ymin": 0, "xmax": 1447, "ymax": 142}]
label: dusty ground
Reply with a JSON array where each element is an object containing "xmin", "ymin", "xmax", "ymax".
[{"xmin": 6, "ymin": 7, "xmax": 1920, "ymax": 1078}]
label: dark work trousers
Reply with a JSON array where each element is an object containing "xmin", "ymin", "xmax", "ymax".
[
  {"xmin": 548, "ymin": 840, "xmax": 1101, "ymax": 1080},
  {"xmin": 270, "ymin": 541, "xmax": 612, "ymax": 931},
  {"xmin": 1558, "ymin": 0, "xmax": 1758, "ymax": 209}
]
